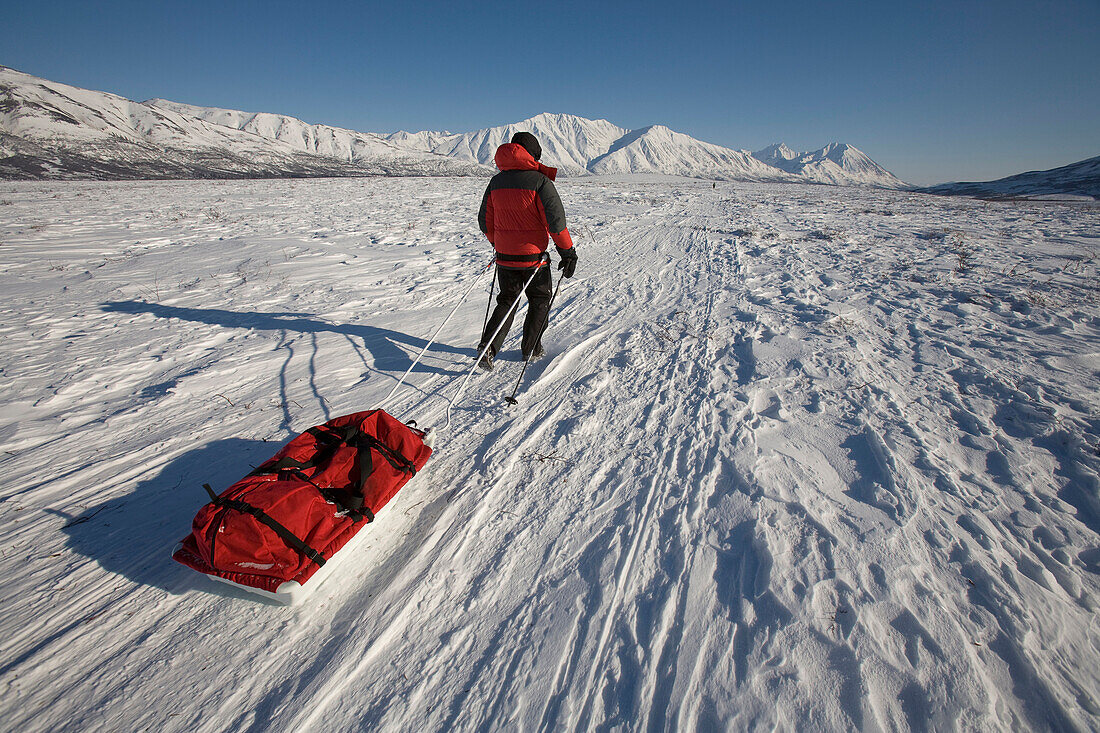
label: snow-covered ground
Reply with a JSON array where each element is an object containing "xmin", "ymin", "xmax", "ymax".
[{"xmin": 1, "ymin": 176, "xmax": 1098, "ymax": 731}]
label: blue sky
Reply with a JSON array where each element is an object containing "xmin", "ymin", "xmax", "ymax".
[{"xmin": 4, "ymin": 0, "xmax": 1097, "ymax": 185}]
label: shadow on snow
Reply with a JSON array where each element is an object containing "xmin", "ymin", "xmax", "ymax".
[
  {"xmin": 51, "ymin": 437, "xmax": 281, "ymax": 601},
  {"xmin": 101, "ymin": 300, "xmax": 472, "ymax": 374},
  {"xmin": 101, "ymin": 300, "xmax": 474, "ymax": 434}
]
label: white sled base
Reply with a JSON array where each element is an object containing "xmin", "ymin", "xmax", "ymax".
[{"xmin": 173, "ymin": 521, "xmax": 376, "ymax": 605}]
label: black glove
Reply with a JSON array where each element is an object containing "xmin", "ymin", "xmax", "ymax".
[{"xmin": 556, "ymin": 246, "xmax": 577, "ymax": 278}]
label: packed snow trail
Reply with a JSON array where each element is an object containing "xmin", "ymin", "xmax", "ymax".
[{"xmin": 0, "ymin": 178, "xmax": 1098, "ymax": 731}]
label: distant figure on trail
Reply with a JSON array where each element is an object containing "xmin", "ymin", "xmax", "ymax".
[{"xmin": 476, "ymin": 131, "xmax": 577, "ymax": 371}]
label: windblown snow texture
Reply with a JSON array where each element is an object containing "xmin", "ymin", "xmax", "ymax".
[{"xmin": 1, "ymin": 175, "xmax": 1098, "ymax": 731}]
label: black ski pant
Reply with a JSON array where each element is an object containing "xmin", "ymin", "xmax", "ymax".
[{"xmin": 480, "ymin": 265, "xmax": 552, "ymax": 358}]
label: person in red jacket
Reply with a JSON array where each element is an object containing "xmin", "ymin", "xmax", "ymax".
[{"xmin": 476, "ymin": 131, "xmax": 577, "ymax": 370}]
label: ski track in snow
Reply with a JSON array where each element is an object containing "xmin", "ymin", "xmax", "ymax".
[{"xmin": 0, "ymin": 177, "xmax": 1098, "ymax": 731}]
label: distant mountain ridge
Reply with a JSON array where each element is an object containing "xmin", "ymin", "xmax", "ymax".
[
  {"xmin": 0, "ymin": 66, "xmax": 480, "ymax": 180},
  {"xmin": 384, "ymin": 112, "xmax": 633, "ymax": 176},
  {"xmin": 919, "ymin": 156, "xmax": 1100, "ymax": 201},
  {"xmin": 146, "ymin": 98, "xmax": 474, "ymax": 171},
  {"xmin": 3, "ymin": 65, "xmax": 907, "ymax": 187},
  {"xmin": 751, "ymin": 141, "xmax": 908, "ymax": 188},
  {"xmin": 374, "ymin": 112, "xmax": 905, "ymax": 187}
]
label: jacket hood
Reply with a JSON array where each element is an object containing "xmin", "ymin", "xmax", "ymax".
[{"xmin": 494, "ymin": 143, "xmax": 557, "ymax": 181}]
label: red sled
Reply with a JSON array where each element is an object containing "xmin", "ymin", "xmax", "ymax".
[{"xmin": 173, "ymin": 409, "xmax": 432, "ymax": 604}]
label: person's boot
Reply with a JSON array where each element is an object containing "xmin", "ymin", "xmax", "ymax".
[{"xmin": 477, "ymin": 347, "xmax": 494, "ymax": 371}]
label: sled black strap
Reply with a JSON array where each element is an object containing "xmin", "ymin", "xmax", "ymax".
[
  {"xmin": 285, "ymin": 432, "xmax": 415, "ymax": 518},
  {"xmin": 352, "ymin": 433, "xmax": 418, "ymax": 476},
  {"xmin": 289, "ymin": 470, "xmax": 374, "ymax": 524},
  {"xmin": 242, "ymin": 422, "xmax": 412, "ymax": 520},
  {"xmin": 249, "ymin": 455, "xmax": 311, "ymax": 475},
  {"xmin": 203, "ymin": 484, "xmax": 327, "ymax": 567},
  {"xmin": 248, "ymin": 426, "xmax": 348, "ymax": 477}
]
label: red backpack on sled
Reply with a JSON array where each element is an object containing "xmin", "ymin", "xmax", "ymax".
[{"xmin": 173, "ymin": 410, "xmax": 431, "ymax": 602}]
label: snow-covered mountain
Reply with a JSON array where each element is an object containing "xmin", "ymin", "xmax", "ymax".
[
  {"xmin": 386, "ymin": 113, "xmax": 911, "ymax": 185},
  {"xmin": 752, "ymin": 143, "xmax": 800, "ymax": 167},
  {"xmin": 0, "ymin": 65, "xmax": 346, "ymax": 179},
  {"xmin": 146, "ymin": 98, "xmax": 482, "ymax": 176},
  {"xmin": 587, "ymin": 124, "xmax": 795, "ymax": 181},
  {"xmin": 387, "ymin": 112, "xmax": 632, "ymax": 176},
  {"xmin": 386, "ymin": 113, "xmax": 798, "ymax": 183},
  {"xmin": 753, "ymin": 142, "xmax": 908, "ymax": 188},
  {"xmin": 0, "ymin": 66, "xmax": 478, "ymax": 180},
  {"xmin": 919, "ymin": 155, "xmax": 1100, "ymax": 200},
  {"xmin": 1, "ymin": 65, "xmax": 907, "ymax": 187}
]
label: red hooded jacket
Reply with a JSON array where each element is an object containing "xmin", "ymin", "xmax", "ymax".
[{"xmin": 478, "ymin": 143, "xmax": 574, "ymax": 269}]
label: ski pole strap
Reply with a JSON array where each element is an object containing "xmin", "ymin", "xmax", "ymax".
[{"xmin": 202, "ymin": 484, "xmax": 327, "ymax": 567}]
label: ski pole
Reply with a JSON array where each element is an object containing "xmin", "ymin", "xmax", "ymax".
[
  {"xmin": 481, "ymin": 262, "xmax": 497, "ymax": 336},
  {"xmin": 376, "ymin": 259, "xmax": 493, "ymax": 412},
  {"xmin": 444, "ymin": 256, "xmax": 547, "ymax": 429},
  {"xmin": 505, "ymin": 271, "xmax": 564, "ymax": 405}
]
